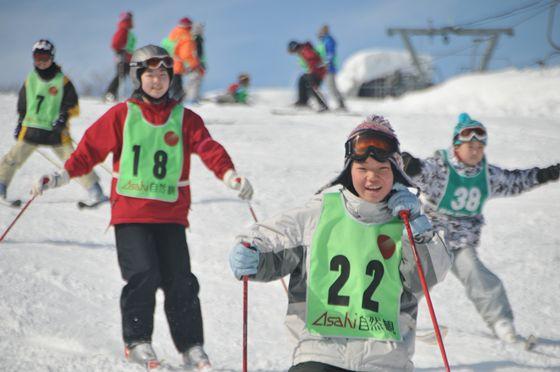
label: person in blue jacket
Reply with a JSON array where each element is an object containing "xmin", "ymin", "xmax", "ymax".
[{"xmin": 317, "ymin": 25, "xmax": 346, "ymax": 110}]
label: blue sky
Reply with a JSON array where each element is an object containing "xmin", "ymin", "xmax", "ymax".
[{"xmin": 0, "ymin": 0, "xmax": 558, "ymax": 94}]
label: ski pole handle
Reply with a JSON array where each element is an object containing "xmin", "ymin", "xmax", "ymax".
[
  {"xmin": 399, "ymin": 210, "xmax": 451, "ymax": 372},
  {"xmin": 246, "ymin": 203, "xmax": 289, "ymax": 294}
]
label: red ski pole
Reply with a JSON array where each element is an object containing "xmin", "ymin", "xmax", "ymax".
[
  {"xmin": 0, "ymin": 195, "xmax": 38, "ymax": 243},
  {"xmin": 242, "ymin": 274, "xmax": 248, "ymax": 372},
  {"xmin": 399, "ymin": 210, "xmax": 451, "ymax": 372}
]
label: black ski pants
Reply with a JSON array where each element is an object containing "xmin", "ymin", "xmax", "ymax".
[
  {"xmin": 105, "ymin": 54, "xmax": 130, "ymax": 99},
  {"xmin": 114, "ymin": 223, "xmax": 203, "ymax": 352},
  {"xmin": 289, "ymin": 362, "xmax": 352, "ymax": 372},
  {"xmin": 296, "ymin": 73, "xmax": 328, "ymax": 109}
]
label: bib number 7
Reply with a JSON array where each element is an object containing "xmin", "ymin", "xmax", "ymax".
[{"xmin": 327, "ymin": 255, "xmax": 384, "ymax": 312}]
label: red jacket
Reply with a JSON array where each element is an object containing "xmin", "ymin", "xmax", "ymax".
[
  {"xmin": 111, "ymin": 19, "xmax": 133, "ymax": 62},
  {"xmin": 299, "ymin": 42, "xmax": 326, "ymax": 79},
  {"xmin": 64, "ymin": 98, "xmax": 235, "ymax": 226}
]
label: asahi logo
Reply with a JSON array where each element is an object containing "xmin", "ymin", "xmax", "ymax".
[
  {"xmin": 164, "ymin": 131, "xmax": 179, "ymax": 146},
  {"xmin": 49, "ymin": 86, "xmax": 58, "ymax": 95}
]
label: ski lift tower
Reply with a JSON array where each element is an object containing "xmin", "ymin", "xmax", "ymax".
[{"xmin": 387, "ymin": 27, "xmax": 514, "ymax": 82}]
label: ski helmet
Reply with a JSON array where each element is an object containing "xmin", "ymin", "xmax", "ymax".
[
  {"xmin": 129, "ymin": 45, "xmax": 174, "ymax": 90},
  {"xmin": 179, "ymin": 17, "xmax": 192, "ymax": 28},
  {"xmin": 287, "ymin": 40, "xmax": 300, "ymax": 53},
  {"xmin": 238, "ymin": 73, "xmax": 250, "ymax": 85},
  {"xmin": 32, "ymin": 39, "xmax": 55, "ymax": 57},
  {"xmin": 318, "ymin": 115, "xmax": 415, "ymax": 194},
  {"xmin": 453, "ymin": 113, "xmax": 487, "ymax": 145}
]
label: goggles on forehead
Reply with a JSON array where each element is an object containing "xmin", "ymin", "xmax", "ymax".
[
  {"xmin": 131, "ymin": 56, "xmax": 174, "ymax": 69},
  {"xmin": 33, "ymin": 53, "xmax": 52, "ymax": 62},
  {"xmin": 457, "ymin": 127, "xmax": 487, "ymax": 143},
  {"xmin": 345, "ymin": 131, "xmax": 398, "ymax": 162}
]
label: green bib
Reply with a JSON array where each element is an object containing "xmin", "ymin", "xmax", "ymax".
[
  {"xmin": 22, "ymin": 71, "xmax": 64, "ymax": 131},
  {"xmin": 306, "ymin": 192, "xmax": 403, "ymax": 341},
  {"xmin": 116, "ymin": 102, "xmax": 184, "ymax": 202},
  {"xmin": 125, "ymin": 31, "xmax": 137, "ymax": 54},
  {"xmin": 436, "ymin": 149, "xmax": 489, "ymax": 217},
  {"xmin": 161, "ymin": 37, "xmax": 177, "ymax": 57}
]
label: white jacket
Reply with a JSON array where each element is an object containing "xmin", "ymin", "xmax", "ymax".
[{"xmin": 237, "ymin": 188, "xmax": 451, "ymax": 371}]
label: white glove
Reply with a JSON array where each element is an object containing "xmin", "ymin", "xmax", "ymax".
[
  {"xmin": 223, "ymin": 169, "xmax": 253, "ymax": 200},
  {"xmin": 32, "ymin": 170, "xmax": 70, "ymax": 196}
]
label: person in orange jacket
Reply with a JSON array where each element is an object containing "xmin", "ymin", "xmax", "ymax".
[
  {"xmin": 162, "ymin": 17, "xmax": 204, "ymax": 102},
  {"xmin": 104, "ymin": 11, "xmax": 136, "ymax": 102}
]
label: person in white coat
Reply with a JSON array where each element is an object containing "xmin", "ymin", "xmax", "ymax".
[{"xmin": 229, "ymin": 115, "xmax": 451, "ymax": 371}]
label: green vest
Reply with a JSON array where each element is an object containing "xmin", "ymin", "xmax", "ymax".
[
  {"xmin": 116, "ymin": 102, "xmax": 185, "ymax": 202},
  {"xmin": 234, "ymin": 86, "xmax": 248, "ymax": 103},
  {"xmin": 306, "ymin": 192, "xmax": 404, "ymax": 341},
  {"xmin": 161, "ymin": 37, "xmax": 177, "ymax": 57},
  {"xmin": 125, "ymin": 31, "xmax": 137, "ymax": 54},
  {"xmin": 22, "ymin": 70, "xmax": 64, "ymax": 131},
  {"xmin": 436, "ymin": 149, "xmax": 489, "ymax": 217}
]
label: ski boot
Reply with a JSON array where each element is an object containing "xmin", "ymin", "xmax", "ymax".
[
  {"xmin": 0, "ymin": 183, "xmax": 6, "ymax": 200},
  {"xmin": 492, "ymin": 318, "xmax": 517, "ymax": 344},
  {"xmin": 182, "ymin": 344, "xmax": 211, "ymax": 371},
  {"xmin": 125, "ymin": 342, "xmax": 160, "ymax": 369},
  {"xmin": 79, "ymin": 182, "xmax": 109, "ymax": 209}
]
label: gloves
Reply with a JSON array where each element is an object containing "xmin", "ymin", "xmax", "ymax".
[
  {"xmin": 51, "ymin": 117, "xmax": 66, "ymax": 134},
  {"xmin": 14, "ymin": 123, "xmax": 22, "ymax": 140},
  {"xmin": 223, "ymin": 169, "xmax": 253, "ymax": 200},
  {"xmin": 402, "ymin": 152, "xmax": 422, "ymax": 177},
  {"xmin": 536, "ymin": 164, "xmax": 560, "ymax": 184},
  {"xmin": 229, "ymin": 243, "xmax": 260, "ymax": 279},
  {"xmin": 32, "ymin": 170, "xmax": 70, "ymax": 196},
  {"xmin": 388, "ymin": 183, "xmax": 432, "ymax": 236}
]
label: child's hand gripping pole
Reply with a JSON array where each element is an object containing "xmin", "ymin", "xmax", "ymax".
[{"xmin": 399, "ymin": 210, "xmax": 451, "ymax": 372}]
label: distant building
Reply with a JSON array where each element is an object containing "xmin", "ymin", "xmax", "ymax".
[{"xmin": 337, "ymin": 49, "xmax": 433, "ymax": 98}]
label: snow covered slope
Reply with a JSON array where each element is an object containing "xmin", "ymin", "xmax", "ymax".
[{"xmin": 1, "ymin": 67, "xmax": 559, "ymax": 371}]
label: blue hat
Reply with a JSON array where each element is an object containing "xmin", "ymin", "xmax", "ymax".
[{"xmin": 453, "ymin": 113, "xmax": 487, "ymax": 145}]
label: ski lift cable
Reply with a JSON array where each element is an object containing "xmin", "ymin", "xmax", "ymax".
[
  {"xmin": 469, "ymin": 1, "xmax": 553, "ymax": 28},
  {"xmin": 547, "ymin": 1, "xmax": 560, "ymax": 50},
  {"xmin": 451, "ymin": 0, "xmax": 547, "ymax": 28}
]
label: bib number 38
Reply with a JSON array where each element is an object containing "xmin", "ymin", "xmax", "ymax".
[{"xmin": 450, "ymin": 186, "xmax": 481, "ymax": 212}]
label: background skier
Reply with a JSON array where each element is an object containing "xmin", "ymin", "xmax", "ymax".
[
  {"xmin": 0, "ymin": 39, "xmax": 107, "ymax": 206},
  {"xmin": 215, "ymin": 73, "xmax": 250, "ymax": 104},
  {"xmin": 402, "ymin": 112, "xmax": 560, "ymax": 344},
  {"xmin": 316, "ymin": 24, "xmax": 346, "ymax": 110},
  {"xmin": 287, "ymin": 40, "xmax": 329, "ymax": 112},
  {"xmin": 104, "ymin": 11, "xmax": 136, "ymax": 103}
]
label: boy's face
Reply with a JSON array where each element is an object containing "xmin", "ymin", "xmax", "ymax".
[
  {"xmin": 141, "ymin": 67, "xmax": 170, "ymax": 99},
  {"xmin": 33, "ymin": 53, "xmax": 53, "ymax": 70},
  {"xmin": 455, "ymin": 141, "xmax": 485, "ymax": 166},
  {"xmin": 351, "ymin": 157, "xmax": 394, "ymax": 203}
]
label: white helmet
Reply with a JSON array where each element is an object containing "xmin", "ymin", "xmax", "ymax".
[
  {"xmin": 129, "ymin": 45, "xmax": 173, "ymax": 90},
  {"xmin": 32, "ymin": 39, "xmax": 55, "ymax": 57}
]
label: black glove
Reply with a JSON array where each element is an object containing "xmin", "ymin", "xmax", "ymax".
[
  {"xmin": 402, "ymin": 151, "xmax": 422, "ymax": 177},
  {"xmin": 536, "ymin": 164, "xmax": 560, "ymax": 184},
  {"xmin": 14, "ymin": 123, "xmax": 22, "ymax": 140},
  {"xmin": 51, "ymin": 117, "xmax": 66, "ymax": 134}
]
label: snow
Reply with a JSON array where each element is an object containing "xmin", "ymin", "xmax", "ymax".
[
  {"xmin": 1, "ymin": 66, "xmax": 560, "ymax": 371},
  {"xmin": 336, "ymin": 49, "xmax": 433, "ymax": 96}
]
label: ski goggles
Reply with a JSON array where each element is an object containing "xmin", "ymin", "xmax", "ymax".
[
  {"xmin": 33, "ymin": 53, "xmax": 52, "ymax": 62},
  {"xmin": 456, "ymin": 127, "xmax": 487, "ymax": 143},
  {"xmin": 345, "ymin": 131, "xmax": 398, "ymax": 162},
  {"xmin": 130, "ymin": 56, "xmax": 174, "ymax": 69}
]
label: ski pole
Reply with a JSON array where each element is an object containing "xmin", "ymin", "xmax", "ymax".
[
  {"xmin": 247, "ymin": 203, "xmax": 289, "ymax": 294},
  {"xmin": 36, "ymin": 148, "xmax": 63, "ymax": 168},
  {"xmin": 399, "ymin": 210, "xmax": 450, "ymax": 372},
  {"xmin": 243, "ymin": 273, "xmax": 248, "ymax": 372},
  {"xmin": 0, "ymin": 194, "xmax": 38, "ymax": 243}
]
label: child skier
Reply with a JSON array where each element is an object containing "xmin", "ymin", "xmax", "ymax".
[
  {"xmin": 287, "ymin": 40, "xmax": 329, "ymax": 112},
  {"xmin": 229, "ymin": 115, "xmax": 451, "ymax": 371},
  {"xmin": 31, "ymin": 45, "xmax": 254, "ymax": 370},
  {"xmin": 402, "ymin": 113, "xmax": 560, "ymax": 343},
  {"xmin": 215, "ymin": 73, "xmax": 250, "ymax": 104},
  {"xmin": 0, "ymin": 39, "xmax": 107, "ymax": 207}
]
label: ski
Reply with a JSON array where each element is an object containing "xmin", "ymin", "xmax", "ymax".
[
  {"xmin": 416, "ymin": 325, "xmax": 449, "ymax": 345},
  {"xmin": 0, "ymin": 199, "xmax": 22, "ymax": 209},
  {"xmin": 271, "ymin": 108, "xmax": 362, "ymax": 117},
  {"xmin": 77, "ymin": 199, "xmax": 109, "ymax": 210}
]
